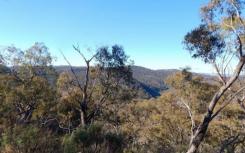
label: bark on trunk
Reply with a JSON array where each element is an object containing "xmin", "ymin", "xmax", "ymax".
[
  {"xmin": 187, "ymin": 113, "xmax": 211, "ymax": 153},
  {"xmin": 80, "ymin": 111, "xmax": 86, "ymax": 127}
]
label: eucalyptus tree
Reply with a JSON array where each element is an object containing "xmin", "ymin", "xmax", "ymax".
[{"xmin": 183, "ymin": 0, "xmax": 245, "ymax": 152}]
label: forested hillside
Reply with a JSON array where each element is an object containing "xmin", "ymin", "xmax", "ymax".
[
  {"xmin": 1, "ymin": 0, "xmax": 245, "ymax": 153},
  {"xmin": 55, "ymin": 65, "xmax": 177, "ymax": 98},
  {"xmin": 0, "ymin": 42, "xmax": 245, "ymax": 153}
]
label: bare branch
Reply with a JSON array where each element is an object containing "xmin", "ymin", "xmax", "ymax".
[
  {"xmin": 73, "ymin": 45, "xmax": 87, "ymax": 62},
  {"xmin": 213, "ymin": 62, "xmax": 226, "ymax": 84},
  {"xmin": 211, "ymin": 85, "xmax": 245, "ymax": 120},
  {"xmin": 73, "ymin": 45, "xmax": 96, "ymax": 63},
  {"xmin": 59, "ymin": 50, "xmax": 84, "ymax": 93},
  {"xmin": 223, "ymin": 51, "xmax": 236, "ymax": 76},
  {"xmin": 178, "ymin": 99, "xmax": 196, "ymax": 138}
]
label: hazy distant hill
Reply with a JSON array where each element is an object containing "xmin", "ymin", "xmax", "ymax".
[
  {"xmin": 54, "ymin": 66, "xmax": 179, "ymax": 98},
  {"xmin": 2, "ymin": 65, "xmax": 214, "ymax": 98},
  {"xmin": 131, "ymin": 66, "xmax": 177, "ymax": 87}
]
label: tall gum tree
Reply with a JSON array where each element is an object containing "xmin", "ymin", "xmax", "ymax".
[{"xmin": 183, "ymin": 0, "xmax": 245, "ymax": 152}]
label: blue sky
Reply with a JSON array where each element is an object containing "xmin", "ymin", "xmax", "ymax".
[{"xmin": 0, "ymin": 0, "xmax": 214, "ymax": 73}]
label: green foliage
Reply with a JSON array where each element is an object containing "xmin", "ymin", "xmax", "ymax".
[
  {"xmin": 63, "ymin": 123, "xmax": 124, "ymax": 153},
  {"xmin": 0, "ymin": 125, "xmax": 62, "ymax": 153},
  {"xmin": 183, "ymin": 25, "xmax": 225, "ymax": 63},
  {"xmin": 1, "ymin": 43, "xmax": 245, "ymax": 153},
  {"xmin": 166, "ymin": 69, "xmax": 217, "ymax": 113}
]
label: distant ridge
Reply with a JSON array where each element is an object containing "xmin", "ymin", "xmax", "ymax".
[{"xmin": 54, "ymin": 65, "xmax": 179, "ymax": 98}]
